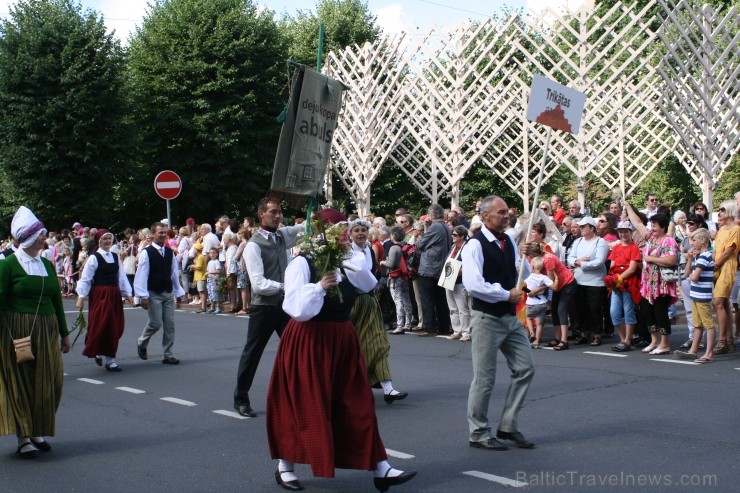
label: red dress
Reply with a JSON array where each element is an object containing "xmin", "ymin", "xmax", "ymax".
[
  {"xmin": 266, "ymin": 268, "xmax": 387, "ymax": 478},
  {"xmin": 82, "ymin": 252, "xmax": 125, "ymax": 358}
]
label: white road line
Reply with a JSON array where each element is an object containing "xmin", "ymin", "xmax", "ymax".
[
  {"xmin": 583, "ymin": 351, "xmax": 628, "ymax": 358},
  {"xmin": 116, "ymin": 387, "xmax": 146, "ymax": 394},
  {"xmin": 213, "ymin": 410, "xmax": 249, "ymax": 420},
  {"xmin": 77, "ymin": 378, "xmax": 104, "ymax": 385},
  {"xmin": 650, "ymin": 359, "xmax": 699, "ymax": 365},
  {"xmin": 463, "ymin": 471, "xmax": 527, "ymax": 487},
  {"xmin": 160, "ymin": 397, "xmax": 197, "ymax": 406},
  {"xmin": 385, "ymin": 449, "xmax": 415, "ymax": 459},
  {"xmin": 734, "ymin": 368, "xmax": 740, "ymax": 371}
]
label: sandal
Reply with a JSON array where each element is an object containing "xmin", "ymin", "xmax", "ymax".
[
  {"xmin": 528, "ymin": 333, "xmax": 536, "ymax": 343},
  {"xmin": 574, "ymin": 336, "xmax": 590, "ymax": 346},
  {"xmin": 714, "ymin": 340, "xmax": 728, "ymax": 355},
  {"xmin": 553, "ymin": 341, "xmax": 569, "ymax": 351},
  {"xmin": 590, "ymin": 336, "xmax": 602, "ymax": 347},
  {"xmin": 547, "ymin": 339, "xmax": 560, "ymax": 347},
  {"xmin": 696, "ymin": 357, "xmax": 713, "ymax": 364}
]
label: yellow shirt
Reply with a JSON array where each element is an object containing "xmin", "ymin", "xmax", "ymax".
[{"xmin": 192, "ymin": 254, "xmax": 207, "ymax": 282}]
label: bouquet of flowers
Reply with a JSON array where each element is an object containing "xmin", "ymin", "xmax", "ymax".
[
  {"xmin": 604, "ymin": 274, "xmax": 624, "ymax": 290},
  {"xmin": 297, "ymin": 216, "xmax": 353, "ymax": 302},
  {"xmin": 217, "ymin": 276, "xmax": 230, "ymax": 296}
]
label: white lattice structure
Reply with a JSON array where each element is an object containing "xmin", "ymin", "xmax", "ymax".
[
  {"xmin": 656, "ymin": 0, "xmax": 740, "ymax": 210},
  {"xmin": 325, "ymin": 1, "xmax": 739, "ymax": 214}
]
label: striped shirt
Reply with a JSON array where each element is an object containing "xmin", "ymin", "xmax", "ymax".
[{"xmin": 689, "ymin": 251, "xmax": 714, "ymax": 302}]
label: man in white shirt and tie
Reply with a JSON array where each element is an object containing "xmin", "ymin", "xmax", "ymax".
[{"xmin": 135, "ymin": 222, "xmax": 186, "ymax": 364}]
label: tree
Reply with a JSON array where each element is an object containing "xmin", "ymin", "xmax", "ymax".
[
  {"xmin": 124, "ymin": 0, "xmax": 288, "ymax": 227},
  {"xmin": 0, "ymin": 0, "xmax": 129, "ymax": 230},
  {"xmin": 281, "ymin": 0, "xmax": 381, "ymax": 67}
]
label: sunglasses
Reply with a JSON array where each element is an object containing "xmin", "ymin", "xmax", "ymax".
[
  {"xmin": 719, "ymin": 208, "xmax": 726, "ymax": 212},
  {"xmin": 694, "ymin": 207, "xmax": 705, "ymax": 211},
  {"xmin": 687, "ymin": 221, "xmax": 696, "ymax": 226},
  {"xmin": 452, "ymin": 233, "xmax": 460, "ymax": 237},
  {"xmin": 649, "ymin": 198, "xmax": 658, "ymax": 202},
  {"xmin": 540, "ymin": 207, "xmax": 549, "ymax": 211}
]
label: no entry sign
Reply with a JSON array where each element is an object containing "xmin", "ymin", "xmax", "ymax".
[{"xmin": 154, "ymin": 170, "xmax": 182, "ymax": 200}]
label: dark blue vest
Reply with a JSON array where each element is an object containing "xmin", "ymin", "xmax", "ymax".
[
  {"xmin": 306, "ymin": 257, "xmax": 357, "ymax": 322},
  {"xmin": 92, "ymin": 251, "xmax": 119, "ymax": 286},
  {"xmin": 146, "ymin": 245, "xmax": 173, "ymax": 294},
  {"xmin": 471, "ymin": 230, "xmax": 517, "ymax": 316}
]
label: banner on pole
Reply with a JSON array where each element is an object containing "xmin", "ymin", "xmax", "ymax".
[
  {"xmin": 268, "ymin": 66, "xmax": 346, "ymax": 207},
  {"xmin": 526, "ymin": 74, "xmax": 586, "ymax": 134}
]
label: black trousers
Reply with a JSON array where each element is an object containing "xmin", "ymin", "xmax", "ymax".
[
  {"xmin": 575, "ymin": 284, "xmax": 606, "ymax": 336},
  {"xmin": 418, "ymin": 275, "xmax": 451, "ymax": 334},
  {"xmin": 233, "ymin": 304, "xmax": 289, "ymax": 406}
]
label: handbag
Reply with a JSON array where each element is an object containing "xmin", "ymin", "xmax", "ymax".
[
  {"xmin": 438, "ymin": 258, "xmax": 463, "ymax": 290},
  {"xmin": 659, "ymin": 265, "xmax": 679, "ymax": 283},
  {"xmin": 123, "ymin": 254, "xmax": 136, "ymax": 275},
  {"xmin": 14, "ymin": 336, "xmax": 34, "ymax": 363},
  {"xmin": 13, "ymin": 275, "xmax": 45, "ymax": 364}
]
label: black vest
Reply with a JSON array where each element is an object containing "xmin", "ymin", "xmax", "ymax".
[
  {"xmin": 471, "ymin": 230, "xmax": 517, "ymax": 316},
  {"xmin": 146, "ymin": 245, "xmax": 173, "ymax": 294},
  {"xmin": 92, "ymin": 251, "xmax": 119, "ymax": 286},
  {"xmin": 306, "ymin": 257, "xmax": 357, "ymax": 322}
]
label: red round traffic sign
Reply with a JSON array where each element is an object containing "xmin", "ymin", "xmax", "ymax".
[{"xmin": 154, "ymin": 170, "xmax": 182, "ymax": 200}]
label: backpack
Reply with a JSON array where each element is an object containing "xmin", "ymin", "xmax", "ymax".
[{"xmin": 390, "ymin": 244, "xmax": 417, "ymax": 280}]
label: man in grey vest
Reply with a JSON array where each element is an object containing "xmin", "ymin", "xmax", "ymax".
[
  {"xmin": 233, "ymin": 199, "xmax": 303, "ymax": 417},
  {"xmin": 135, "ymin": 222, "xmax": 186, "ymax": 364}
]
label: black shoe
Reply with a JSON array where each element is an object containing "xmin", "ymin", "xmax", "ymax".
[
  {"xmin": 94, "ymin": 356, "xmax": 103, "ymax": 367},
  {"xmin": 105, "ymin": 363, "xmax": 122, "ymax": 372},
  {"xmin": 137, "ymin": 344, "xmax": 148, "ymax": 360},
  {"xmin": 30, "ymin": 439, "xmax": 51, "ymax": 452},
  {"xmin": 16, "ymin": 443, "xmax": 38, "ymax": 459},
  {"xmin": 384, "ymin": 392, "xmax": 408, "ymax": 405},
  {"xmin": 371, "ymin": 382, "xmax": 382, "ymax": 389},
  {"xmin": 374, "ymin": 470, "xmax": 417, "ymax": 492},
  {"xmin": 469, "ymin": 438, "xmax": 508, "ymax": 450},
  {"xmin": 235, "ymin": 403, "xmax": 257, "ymax": 418},
  {"xmin": 496, "ymin": 430, "xmax": 535, "ymax": 448},
  {"xmin": 162, "ymin": 356, "xmax": 180, "ymax": 365},
  {"xmin": 275, "ymin": 470, "xmax": 304, "ymax": 491}
]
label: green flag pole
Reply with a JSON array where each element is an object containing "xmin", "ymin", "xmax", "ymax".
[{"xmin": 306, "ymin": 23, "xmax": 326, "ymax": 229}]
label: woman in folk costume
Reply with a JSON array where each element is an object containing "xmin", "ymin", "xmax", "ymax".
[
  {"xmin": 266, "ymin": 209, "xmax": 416, "ymax": 492},
  {"xmin": 348, "ymin": 218, "xmax": 408, "ymax": 404},
  {"xmin": 76, "ymin": 229, "xmax": 134, "ymax": 371},
  {"xmin": 0, "ymin": 206, "xmax": 70, "ymax": 459}
]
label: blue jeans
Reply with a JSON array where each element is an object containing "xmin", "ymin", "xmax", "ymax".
[
  {"xmin": 137, "ymin": 290, "xmax": 176, "ymax": 358},
  {"xmin": 610, "ymin": 290, "xmax": 636, "ymax": 325},
  {"xmin": 467, "ymin": 310, "xmax": 535, "ymax": 441}
]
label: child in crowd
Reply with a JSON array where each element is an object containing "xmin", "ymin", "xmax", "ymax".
[
  {"xmin": 190, "ymin": 243, "xmax": 207, "ymax": 313},
  {"xmin": 524, "ymin": 256, "xmax": 553, "ymax": 348},
  {"xmin": 676, "ymin": 228, "xmax": 715, "ymax": 363},
  {"xmin": 607, "ymin": 221, "xmax": 641, "ymax": 352},
  {"xmin": 62, "ymin": 246, "xmax": 75, "ymax": 296},
  {"xmin": 380, "ymin": 226, "xmax": 414, "ymax": 335},
  {"xmin": 206, "ymin": 247, "xmax": 223, "ymax": 314}
]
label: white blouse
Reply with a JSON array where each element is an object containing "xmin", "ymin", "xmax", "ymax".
[{"xmin": 282, "ymin": 250, "xmax": 377, "ymax": 322}]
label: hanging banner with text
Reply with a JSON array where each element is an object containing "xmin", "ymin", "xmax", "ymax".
[
  {"xmin": 526, "ymin": 74, "xmax": 586, "ymax": 135},
  {"xmin": 268, "ymin": 66, "xmax": 346, "ymax": 207}
]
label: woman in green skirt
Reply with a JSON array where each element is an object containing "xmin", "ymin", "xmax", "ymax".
[
  {"xmin": 349, "ymin": 219, "xmax": 408, "ymax": 404},
  {"xmin": 0, "ymin": 206, "xmax": 70, "ymax": 459}
]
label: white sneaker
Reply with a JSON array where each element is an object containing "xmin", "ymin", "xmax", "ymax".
[
  {"xmin": 460, "ymin": 334, "xmax": 471, "ymax": 342},
  {"xmin": 448, "ymin": 333, "xmax": 462, "ymax": 340},
  {"xmin": 189, "ymin": 300, "xmax": 200, "ymax": 305}
]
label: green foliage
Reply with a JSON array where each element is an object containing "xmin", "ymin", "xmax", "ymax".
[
  {"xmin": 124, "ymin": 0, "xmax": 288, "ymax": 228},
  {"xmin": 0, "ymin": 0, "xmax": 128, "ymax": 230},
  {"xmin": 631, "ymin": 156, "xmax": 701, "ymax": 213},
  {"xmin": 281, "ymin": 0, "xmax": 381, "ymax": 67},
  {"xmin": 713, "ymin": 154, "xmax": 740, "ymax": 204}
]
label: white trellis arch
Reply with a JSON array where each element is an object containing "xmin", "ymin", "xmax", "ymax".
[{"xmin": 324, "ymin": 0, "xmax": 739, "ymax": 214}]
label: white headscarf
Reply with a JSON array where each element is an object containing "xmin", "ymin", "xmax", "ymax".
[{"xmin": 11, "ymin": 206, "xmax": 47, "ymax": 249}]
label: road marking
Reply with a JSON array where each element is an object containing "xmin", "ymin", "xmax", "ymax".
[
  {"xmin": 650, "ymin": 359, "xmax": 698, "ymax": 365},
  {"xmin": 385, "ymin": 449, "xmax": 415, "ymax": 459},
  {"xmin": 116, "ymin": 387, "xmax": 146, "ymax": 394},
  {"xmin": 583, "ymin": 351, "xmax": 628, "ymax": 358},
  {"xmin": 160, "ymin": 397, "xmax": 197, "ymax": 406},
  {"xmin": 213, "ymin": 410, "xmax": 249, "ymax": 420},
  {"xmin": 463, "ymin": 471, "xmax": 527, "ymax": 487},
  {"xmin": 77, "ymin": 378, "xmax": 104, "ymax": 384}
]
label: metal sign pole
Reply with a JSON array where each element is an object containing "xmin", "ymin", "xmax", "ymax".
[{"xmin": 166, "ymin": 199, "xmax": 171, "ymax": 230}]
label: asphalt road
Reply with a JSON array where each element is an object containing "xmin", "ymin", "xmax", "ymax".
[{"xmin": 1, "ymin": 299, "xmax": 739, "ymax": 492}]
